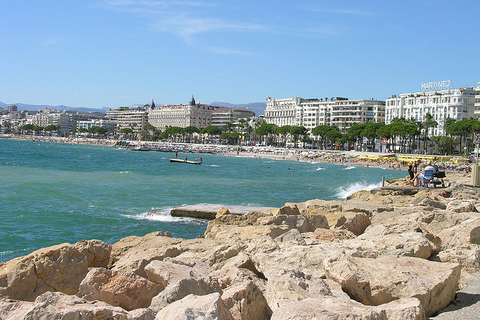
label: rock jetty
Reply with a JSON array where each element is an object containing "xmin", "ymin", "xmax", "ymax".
[{"xmin": 1, "ymin": 176, "xmax": 479, "ymax": 319}]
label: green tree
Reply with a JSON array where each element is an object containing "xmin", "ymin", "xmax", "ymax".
[
  {"xmin": 421, "ymin": 113, "xmax": 438, "ymax": 152},
  {"xmin": 276, "ymin": 125, "xmax": 292, "ymax": 147},
  {"xmin": 312, "ymin": 125, "xmax": 336, "ymax": 149},
  {"xmin": 290, "ymin": 126, "xmax": 308, "ymax": 148},
  {"xmin": 255, "ymin": 123, "xmax": 277, "ymax": 146}
]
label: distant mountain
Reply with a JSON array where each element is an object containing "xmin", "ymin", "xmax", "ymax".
[
  {"xmin": 210, "ymin": 102, "xmax": 266, "ymax": 116},
  {"xmin": 0, "ymin": 100, "xmax": 266, "ymax": 116},
  {"xmin": 0, "ymin": 101, "xmax": 108, "ymax": 113}
]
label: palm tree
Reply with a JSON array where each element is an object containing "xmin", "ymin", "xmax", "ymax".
[{"xmin": 422, "ymin": 113, "xmax": 438, "ymax": 153}]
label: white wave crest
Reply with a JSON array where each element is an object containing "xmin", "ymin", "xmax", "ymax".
[
  {"xmin": 342, "ymin": 165, "xmax": 356, "ymax": 170},
  {"xmin": 336, "ymin": 182, "xmax": 380, "ymax": 199},
  {"xmin": 122, "ymin": 207, "xmax": 207, "ymax": 225},
  {"xmin": 315, "ymin": 167, "xmax": 326, "ymax": 171}
]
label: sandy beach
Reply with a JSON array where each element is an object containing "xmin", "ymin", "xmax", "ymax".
[{"xmin": 1, "ymin": 133, "xmax": 476, "ymax": 187}]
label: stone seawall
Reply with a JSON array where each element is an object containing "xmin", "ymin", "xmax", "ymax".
[{"xmin": 1, "ymin": 177, "xmax": 479, "ymax": 319}]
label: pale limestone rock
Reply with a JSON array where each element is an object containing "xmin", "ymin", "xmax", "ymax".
[
  {"xmin": 0, "ymin": 292, "xmax": 130, "ymax": 320},
  {"xmin": 265, "ymin": 269, "xmax": 333, "ymax": 308},
  {"xmin": 73, "ymin": 239, "xmax": 112, "ymax": 268},
  {"xmin": 0, "ymin": 240, "xmax": 111, "ymax": 301},
  {"xmin": 108, "ymin": 232, "xmax": 184, "ymax": 278},
  {"xmin": 381, "ymin": 297, "xmax": 426, "ymax": 320},
  {"xmin": 77, "ymin": 267, "xmax": 162, "ymax": 311},
  {"xmin": 432, "ymin": 247, "xmax": 480, "ymax": 275},
  {"xmin": 221, "ymin": 281, "xmax": 272, "ymax": 320},
  {"xmin": 154, "ymin": 293, "xmax": 234, "ymax": 320},
  {"xmin": 274, "ymin": 228, "xmax": 307, "ymax": 246},
  {"xmin": 412, "ymin": 195, "xmax": 447, "ymax": 210},
  {"xmin": 446, "ymin": 199, "xmax": 477, "ymax": 213},
  {"xmin": 268, "ymin": 203, "xmax": 301, "ymax": 215},
  {"xmin": 323, "ymin": 211, "xmax": 371, "ymax": 235},
  {"xmin": 204, "ymin": 224, "xmax": 289, "ymax": 241},
  {"xmin": 302, "ymin": 228, "xmax": 356, "ymax": 245},
  {"xmin": 341, "ymin": 198, "xmax": 393, "ymax": 215},
  {"xmin": 144, "ymin": 258, "xmax": 213, "ymax": 289},
  {"xmin": 253, "ymin": 243, "xmax": 344, "ymax": 280},
  {"xmin": 257, "ymin": 214, "xmax": 329, "ymax": 233},
  {"xmin": 323, "ymin": 255, "xmax": 460, "ymax": 316},
  {"xmin": 0, "ymin": 299, "xmax": 36, "ymax": 320},
  {"xmin": 271, "ymin": 297, "xmax": 387, "ymax": 320},
  {"xmin": 149, "ymin": 278, "xmax": 217, "ymax": 312},
  {"xmin": 129, "ymin": 308, "xmax": 157, "ymax": 320},
  {"xmin": 438, "ymin": 218, "xmax": 480, "ymax": 249},
  {"xmin": 349, "ymin": 232, "xmax": 436, "ymax": 259},
  {"xmin": 216, "ymin": 207, "xmax": 231, "ymax": 219}
]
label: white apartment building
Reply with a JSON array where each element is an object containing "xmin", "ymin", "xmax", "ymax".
[
  {"xmin": 32, "ymin": 109, "xmax": 72, "ymax": 134},
  {"xmin": 106, "ymin": 107, "xmax": 148, "ymax": 132},
  {"xmin": 211, "ymin": 108, "xmax": 255, "ymax": 127},
  {"xmin": 475, "ymin": 83, "xmax": 480, "ymax": 118},
  {"xmin": 77, "ymin": 119, "xmax": 116, "ymax": 132},
  {"xmin": 385, "ymin": 87, "xmax": 476, "ymax": 136},
  {"xmin": 330, "ymin": 99, "xmax": 385, "ymax": 133},
  {"xmin": 265, "ymin": 96, "xmax": 385, "ymax": 133}
]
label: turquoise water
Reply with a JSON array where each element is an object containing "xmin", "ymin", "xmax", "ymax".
[{"xmin": 0, "ymin": 138, "xmax": 405, "ymax": 262}]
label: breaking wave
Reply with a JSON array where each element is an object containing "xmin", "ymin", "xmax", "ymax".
[
  {"xmin": 336, "ymin": 182, "xmax": 380, "ymax": 199},
  {"xmin": 122, "ymin": 207, "xmax": 207, "ymax": 225}
]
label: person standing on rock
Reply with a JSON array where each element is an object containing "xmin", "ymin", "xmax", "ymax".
[{"xmin": 408, "ymin": 162, "xmax": 415, "ymax": 185}]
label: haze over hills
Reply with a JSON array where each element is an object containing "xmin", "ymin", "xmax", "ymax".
[{"xmin": 0, "ymin": 101, "xmax": 267, "ymax": 116}]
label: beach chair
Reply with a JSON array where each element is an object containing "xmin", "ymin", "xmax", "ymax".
[{"xmin": 421, "ymin": 169, "xmax": 435, "ymax": 187}]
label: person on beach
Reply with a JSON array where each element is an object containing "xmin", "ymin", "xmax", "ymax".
[{"xmin": 408, "ymin": 162, "xmax": 415, "ymax": 185}]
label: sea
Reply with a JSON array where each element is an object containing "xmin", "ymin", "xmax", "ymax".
[{"xmin": 0, "ymin": 138, "xmax": 405, "ymax": 263}]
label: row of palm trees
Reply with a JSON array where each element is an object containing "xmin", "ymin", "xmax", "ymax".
[{"xmin": 12, "ymin": 114, "xmax": 480, "ymax": 155}]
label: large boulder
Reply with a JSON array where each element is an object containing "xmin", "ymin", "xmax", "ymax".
[
  {"xmin": 0, "ymin": 240, "xmax": 111, "ymax": 301},
  {"xmin": 149, "ymin": 278, "xmax": 218, "ymax": 312},
  {"xmin": 324, "ymin": 211, "xmax": 371, "ymax": 235},
  {"xmin": 108, "ymin": 232, "xmax": 184, "ymax": 277},
  {"xmin": 257, "ymin": 214, "xmax": 329, "ymax": 233},
  {"xmin": 0, "ymin": 291, "xmax": 130, "ymax": 320},
  {"xmin": 347, "ymin": 232, "xmax": 437, "ymax": 259},
  {"xmin": 144, "ymin": 258, "xmax": 213, "ymax": 289},
  {"xmin": 323, "ymin": 255, "xmax": 460, "ymax": 316},
  {"xmin": 271, "ymin": 297, "xmax": 387, "ymax": 320},
  {"xmin": 222, "ymin": 281, "xmax": 272, "ymax": 320},
  {"xmin": 154, "ymin": 293, "xmax": 234, "ymax": 320},
  {"xmin": 77, "ymin": 267, "xmax": 162, "ymax": 311}
]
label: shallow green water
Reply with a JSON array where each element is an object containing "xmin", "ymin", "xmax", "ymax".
[{"xmin": 0, "ymin": 138, "xmax": 404, "ymax": 262}]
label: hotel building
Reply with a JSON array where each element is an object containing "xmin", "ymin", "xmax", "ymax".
[
  {"xmin": 148, "ymin": 97, "xmax": 255, "ymax": 130},
  {"xmin": 475, "ymin": 83, "xmax": 480, "ymax": 118},
  {"xmin": 385, "ymin": 86, "xmax": 476, "ymax": 136},
  {"xmin": 265, "ymin": 96, "xmax": 385, "ymax": 133},
  {"xmin": 106, "ymin": 106, "xmax": 148, "ymax": 133}
]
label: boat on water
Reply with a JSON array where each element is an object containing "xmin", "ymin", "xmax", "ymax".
[{"xmin": 170, "ymin": 158, "xmax": 202, "ymax": 165}]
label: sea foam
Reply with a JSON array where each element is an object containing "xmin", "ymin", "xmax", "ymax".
[
  {"xmin": 336, "ymin": 182, "xmax": 380, "ymax": 199},
  {"xmin": 123, "ymin": 207, "xmax": 208, "ymax": 225}
]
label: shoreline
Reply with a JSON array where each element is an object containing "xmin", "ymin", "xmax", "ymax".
[
  {"xmin": 1, "ymin": 133, "xmax": 473, "ymax": 186},
  {"xmin": 1, "ymin": 134, "xmax": 480, "ymax": 318}
]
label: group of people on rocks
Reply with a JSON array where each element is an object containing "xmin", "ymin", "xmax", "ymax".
[{"xmin": 407, "ymin": 160, "xmax": 446, "ymax": 187}]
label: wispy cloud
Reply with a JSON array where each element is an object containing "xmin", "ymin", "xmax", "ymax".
[
  {"xmin": 96, "ymin": 0, "xmax": 272, "ymax": 45},
  {"xmin": 303, "ymin": 7, "xmax": 377, "ymax": 16},
  {"xmin": 207, "ymin": 46, "xmax": 257, "ymax": 56},
  {"xmin": 43, "ymin": 37, "xmax": 66, "ymax": 46}
]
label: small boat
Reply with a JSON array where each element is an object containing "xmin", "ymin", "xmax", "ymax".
[{"xmin": 170, "ymin": 158, "xmax": 202, "ymax": 165}]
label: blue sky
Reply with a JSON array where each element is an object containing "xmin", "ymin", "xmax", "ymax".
[{"xmin": 1, "ymin": 0, "xmax": 479, "ymax": 109}]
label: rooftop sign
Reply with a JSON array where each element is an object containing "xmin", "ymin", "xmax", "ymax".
[{"xmin": 421, "ymin": 80, "xmax": 453, "ymax": 91}]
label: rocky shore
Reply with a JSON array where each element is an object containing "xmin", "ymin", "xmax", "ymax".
[{"xmin": 1, "ymin": 170, "xmax": 479, "ymax": 319}]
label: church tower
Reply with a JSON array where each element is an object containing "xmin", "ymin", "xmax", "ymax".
[{"xmin": 189, "ymin": 95, "xmax": 196, "ymax": 106}]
